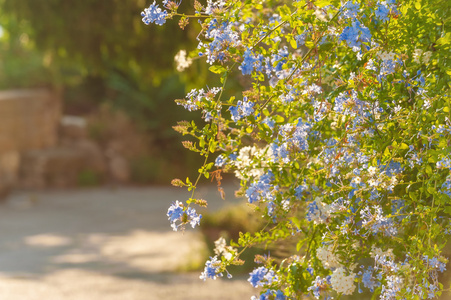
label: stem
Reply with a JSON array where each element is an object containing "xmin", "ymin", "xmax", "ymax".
[
  {"xmin": 190, "ymin": 150, "xmax": 211, "ymax": 199},
  {"xmin": 237, "ymin": 221, "xmax": 271, "ymax": 257},
  {"xmin": 285, "ymin": 7, "xmax": 343, "ymax": 83},
  {"xmin": 172, "ymin": 13, "xmax": 212, "ymax": 18},
  {"xmin": 250, "ymin": 7, "xmax": 302, "ymax": 51}
]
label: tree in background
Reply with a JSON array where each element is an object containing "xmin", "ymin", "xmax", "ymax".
[{"xmin": 0, "ymin": 0, "xmax": 217, "ymax": 182}]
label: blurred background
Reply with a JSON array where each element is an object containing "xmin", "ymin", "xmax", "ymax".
[
  {"xmin": 0, "ymin": 1, "xmax": 259, "ymax": 299},
  {"xmin": 0, "ymin": 0, "xmax": 221, "ymax": 193}
]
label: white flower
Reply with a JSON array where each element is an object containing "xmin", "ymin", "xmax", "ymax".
[
  {"xmin": 413, "ymin": 49, "xmax": 423, "ymax": 63},
  {"xmin": 370, "ymin": 246, "xmax": 394, "ymax": 259},
  {"xmin": 174, "ymin": 50, "xmax": 193, "ymax": 72},
  {"xmin": 314, "ymin": 9, "xmax": 328, "ymax": 22},
  {"xmin": 368, "ymin": 166, "xmax": 377, "ymax": 176},
  {"xmin": 234, "ymin": 145, "xmax": 271, "ymax": 180},
  {"xmin": 377, "ymin": 51, "xmax": 396, "ymax": 61},
  {"xmin": 213, "ymin": 237, "xmax": 236, "ymax": 260},
  {"xmin": 423, "ymin": 51, "xmax": 432, "ymax": 63},
  {"xmin": 412, "ymin": 49, "xmax": 432, "ymax": 64},
  {"xmin": 393, "ymin": 105, "xmax": 402, "ymax": 113},
  {"xmin": 330, "ymin": 267, "xmax": 356, "ymax": 295},
  {"xmin": 366, "ymin": 59, "xmax": 377, "ymax": 71},
  {"xmin": 351, "ymin": 176, "xmax": 361, "ymax": 185},
  {"xmin": 316, "ymin": 244, "xmax": 341, "ymax": 268},
  {"xmin": 357, "ymin": 52, "xmax": 363, "ymax": 61},
  {"xmin": 368, "ymin": 178, "xmax": 380, "ymax": 187}
]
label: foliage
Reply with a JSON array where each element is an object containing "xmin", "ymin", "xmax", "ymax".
[
  {"xmin": 200, "ymin": 202, "xmax": 266, "ymax": 273},
  {"xmin": 0, "ymin": 0, "xmax": 217, "ymax": 180},
  {"xmin": 0, "ymin": 0, "xmax": 193, "ymax": 80},
  {"xmin": 0, "ymin": 16, "xmax": 55, "ymax": 89},
  {"xmin": 153, "ymin": 0, "xmax": 451, "ymax": 299}
]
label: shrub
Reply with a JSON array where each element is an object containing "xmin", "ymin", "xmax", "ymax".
[{"xmin": 145, "ymin": 0, "xmax": 451, "ymax": 299}]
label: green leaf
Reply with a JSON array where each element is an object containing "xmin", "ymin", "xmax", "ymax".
[
  {"xmin": 209, "ymin": 65, "xmax": 227, "ymax": 74},
  {"xmin": 316, "ymin": 0, "xmax": 332, "ymax": 8},
  {"xmin": 383, "ymin": 147, "xmax": 390, "ymax": 158},
  {"xmin": 371, "ymin": 287, "xmax": 382, "ymax": 300},
  {"xmin": 305, "ymin": 41, "xmax": 315, "ymax": 48},
  {"xmin": 400, "ymin": 143, "xmax": 409, "ymax": 150},
  {"xmin": 209, "ymin": 141, "xmax": 217, "ymax": 153},
  {"xmin": 414, "ymin": 1, "xmax": 421, "ymax": 10},
  {"xmin": 274, "ymin": 115, "xmax": 285, "ymax": 123},
  {"xmin": 437, "ymin": 32, "xmax": 451, "ymax": 45},
  {"xmin": 425, "ymin": 164, "xmax": 432, "ymax": 175},
  {"xmin": 319, "ymin": 42, "xmax": 333, "ymax": 51},
  {"xmin": 444, "ymin": 206, "xmax": 451, "ymax": 215},
  {"xmin": 289, "ymin": 37, "xmax": 298, "ymax": 49},
  {"xmin": 199, "ymin": 136, "xmax": 205, "ymax": 147}
]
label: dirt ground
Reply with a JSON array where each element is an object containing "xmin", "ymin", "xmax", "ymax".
[{"xmin": 0, "ymin": 184, "xmax": 258, "ymax": 300}]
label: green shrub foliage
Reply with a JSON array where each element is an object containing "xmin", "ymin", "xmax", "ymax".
[{"xmin": 151, "ymin": 0, "xmax": 451, "ymax": 299}]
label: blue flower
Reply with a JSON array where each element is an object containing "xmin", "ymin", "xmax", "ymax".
[
  {"xmin": 141, "ymin": 1, "xmax": 168, "ymax": 26},
  {"xmin": 339, "ymin": 20, "xmax": 372, "ymax": 51},
  {"xmin": 252, "ymin": 290, "xmax": 286, "ymax": 300},
  {"xmin": 248, "ymin": 266, "xmax": 277, "ymax": 287},
  {"xmin": 200, "ymin": 256, "xmax": 223, "ymax": 280},
  {"xmin": 229, "ymin": 105, "xmax": 240, "ymax": 121},
  {"xmin": 380, "ymin": 275, "xmax": 402, "ymax": 300},
  {"xmin": 245, "ymin": 172, "xmax": 274, "ymax": 204},
  {"xmin": 375, "ymin": 2, "xmax": 390, "ymax": 22},
  {"xmin": 239, "ymin": 49, "xmax": 258, "ymax": 75},
  {"xmin": 199, "ymin": 19, "xmax": 240, "ymax": 64},
  {"xmin": 186, "ymin": 207, "xmax": 202, "ymax": 228},
  {"xmin": 262, "ymin": 117, "xmax": 275, "ymax": 129},
  {"xmin": 361, "ymin": 266, "xmax": 376, "ymax": 292},
  {"xmin": 294, "ymin": 33, "xmax": 306, "ymax": 47},
  {"xmin": 270, "ymin": 142, "xmax": 289, "ymax": 163},
  {"xmin": 271, "ymin": 46, "xmax": 289, "ymax": 72},
  {"xmin": 167, "ymin": 201, "xmax": 202, "ymax": 231},
  {"xmin": 308, "ymin": 276, "xmax": 329, "ymax": 298},
  {"xmin": 342, "ymin": 1, "xmax": 360, "ymax": 19},
  {"xmin": 228, "ymin": 97, "xmax": 255, "ymax": 122},
  {"xmin": 306, "ymin": 201, "xmax": 320, "ymax": 222},
  {"xmin": 384, "ymin": 161, "xmax": 402, "ymax": 176},
  {"xmin": 440, "ymin": 180, "xmax": 451, "ymax": 197},
  {"xmin": 215, "ymin": 154, "xmax": 226, "ymax": 167},
  {"xmin": 360, "ymin": 205, "xmax": 397, "ymax": 236},
  {"xmin": 379, "ymin": 59, "xmax": 397, "ymax": 77},
  {"xmin": 167, "ymin": 201, "xmax": 184, "ymax": 231},
  {"xmin": 228, "ymin": 153, "xmax": 237, "ymax": 161}
]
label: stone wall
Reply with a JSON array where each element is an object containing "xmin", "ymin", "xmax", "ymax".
[
  {"xmin": 0, "ymin": 89, "xmax": 61, "ymax": 195},
  {"xmin": 0, "ymin": 89, "xmax": 133, "ymax": 194},
  {"xmin": 0, "ymin": 89, "xmax": 61, "ymax": 153}
]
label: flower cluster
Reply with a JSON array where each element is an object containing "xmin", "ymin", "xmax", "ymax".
[
  {"xmin": 141, "ymin": 1, "xmax": 167, "ymax": 26},
  {"xmin": 229, "ymin": 97, "xmax": 255, "ymax": 122},
  {"xmin": 248, "ymin": 266, "xmax": 278, "ymax": 288},
  {"xmin": 174, "ymin": 49, "xmax": 193, "ymax": 72},
  {"xmin": 142, "ymin": 0, "xmax": 451, "ymax": 299},
  {"xmin": 330, "ymin": 267, "xmax": 356, "ymax": 295},
  {"xmin": 167, "ymin": 200, "xmax": 201, "ymax": 231},
  {"xmin": 199, "ymin": 256, "xmax": 223, "ymax": 280}
]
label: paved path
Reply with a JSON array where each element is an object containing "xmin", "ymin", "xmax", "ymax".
[{"xmin": 0, "ymin": 184, "xmax": 257, "ymax": 299}]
